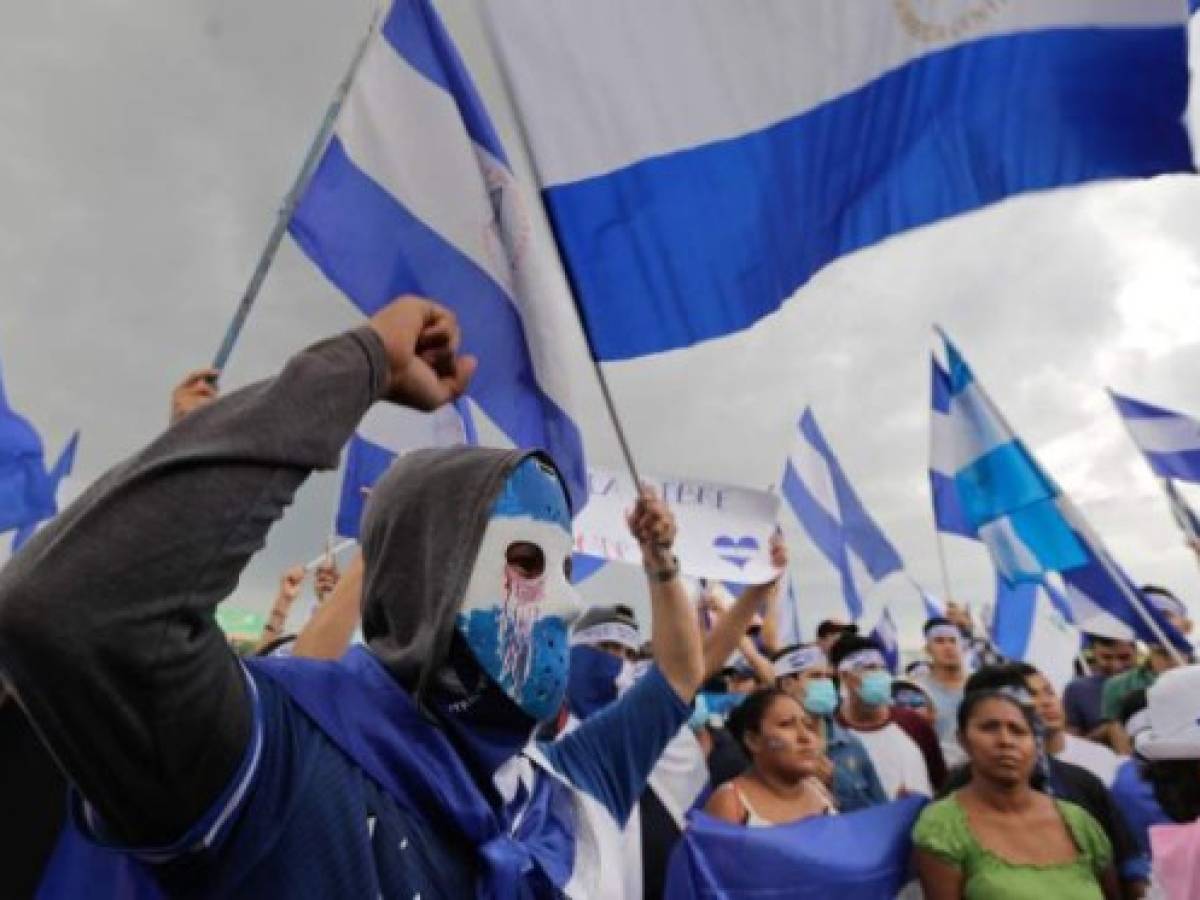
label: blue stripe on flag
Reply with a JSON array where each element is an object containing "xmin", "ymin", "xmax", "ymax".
[
  {"xmin": 1142, "ymin": 448, "xmax": 1200, "ymax": 482},
  {"xmin": 798, "ymin": 411, "xmax": 904, "ymax": 580},
  {"xmin": 335, "ymin": 434, "xmax": 399, "ymax": 540},
  {"xmin": 544, "ymin": 26, "xmax": 1190, "ymax": 360},
  {"xmin": 930, "ymin": 470, "xmax": 976, "ymax": 539},
  {"xmin": 782, "ymin": 461, "xmax": 864, "ymax": 620},
  {"xmin": 954, "ymin": 442, "xmax": 1056, "ymax": 526},
  {"xmin": 290, "ymin": 138, "xmax": 586, "ymax": 509},
  {"xmin": 931, "ymin": 358, "xmax": 953, "ymax": 415},
  {"xmin": 1111, "ymin": 391, "xmax": 1177, "ymax": 421},
  {"xmin": 991, "ymin": 576, "xmax": 1038, "ymax": 662}
]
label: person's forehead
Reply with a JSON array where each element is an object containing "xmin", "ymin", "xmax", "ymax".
[{"xmin": 490, "ymin": 458, "xmax": 570, "ymax": 531}]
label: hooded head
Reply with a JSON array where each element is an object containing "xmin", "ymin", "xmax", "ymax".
[{"xmin": 359, "ymin": 447, "xmax": 580, "ymax": 732}]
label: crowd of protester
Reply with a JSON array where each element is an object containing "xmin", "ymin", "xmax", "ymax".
[{"xmin": 2, "ymin": 298, "xmax": 1200, "ymax": 898}]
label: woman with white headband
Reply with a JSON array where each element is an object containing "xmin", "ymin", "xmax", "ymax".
[{"xmin": 772, "ymin": 643, "xmax": 887, "ymax": 812}]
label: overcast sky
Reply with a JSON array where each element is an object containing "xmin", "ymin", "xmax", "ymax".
[{"xmin": 3, "ymin": 1, "xmax": 1200, "ymax": 645}]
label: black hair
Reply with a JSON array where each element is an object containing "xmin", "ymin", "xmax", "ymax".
[
  {"xmin": 963, "ymin": 662, "xmax": 1037, "ymax": 696},
  {"xmin": 726, "ymin": 687, "xmax": 795, "ymax": 755},
  {"xmin": 923, "ymin": 616, "xmax": 954, "ymax": 636},
  {"xmin": 827, "ymin": 632, "xmax": 883, "ymax": 669},
  {"xmin": 1089, "ymin": 634, "xmax": 1134, "ymax": 649},
  {"xmin": 1141, "ymin": 584, "xmax": 1178, "ymax": 600},
  {"xmin": 956, "ymin": 687, "xmax": 1037, "ymax": 734},
  {"xmin": 1145, "ymin": 759, "xmax": 1200, "ymax": 823},
  {"xmin": 816, "ymin": 619, "xmax": 855, "ymax": 640},
  {"xmin": 699, "ymin": 673, "xmax": 730, "ymax": 695}
]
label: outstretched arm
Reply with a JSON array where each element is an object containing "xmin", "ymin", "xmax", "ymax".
[
  {"xmin": 292, "ymin": 552, "xmax": 364, "ymax": 661},
  {"xmin": 702, "ymin": 534, "xmax": 787, "ymax": 678},
  {"xmin": 0, "ymin": 297, "xmax": 473, "ymax": 847}
]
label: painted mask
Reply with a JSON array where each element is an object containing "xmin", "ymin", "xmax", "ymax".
[{"xmin": 456, "ymin": 457, "xmax": 580, "ymax": 720}]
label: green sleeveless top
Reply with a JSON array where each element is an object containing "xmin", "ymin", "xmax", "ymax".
[{"xmin": 912, "ymin": 794, "xmax": 1112, "ymax": 900}]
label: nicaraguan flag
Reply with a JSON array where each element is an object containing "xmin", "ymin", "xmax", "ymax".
[
  {"xmin": 664, "ymin": 797, "xmax": 926, "ymax": 899},
  {"xmin": 930, "ymin": 357, "xmax": 977, "ymax": 538},
  {"xmin": 991, "ymin": 575, "xmax": 1079, "ymax": 692},
  {"xmin": 335, "ymin": 401, "xmax": 473, "ymax": 540},
  {"xmin": 290, "ymin": 0, "xmax": 588, "ymax": 509},
  {"xmin": 479, "ymin": 1, "xmax": 1192, "ymax": 361},
  {"xmin": 782, "ymin": 408, "xmax": 903, "ymax": 620},
  {"xmin": 1109, "ymin": 390, "xmax": 1200, "ymax": 484},
  {"xmin": 870, "ymin": 605, "xmax": 900, "ymax": 675},
  {"xmin": 939, "ymin": 332, "xmax": 1087, "ymax": 582}
]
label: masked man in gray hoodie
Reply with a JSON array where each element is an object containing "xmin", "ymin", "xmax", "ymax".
[{"xmin": 0, "ymin": 296, "xmax": 706, "ymax": 899}]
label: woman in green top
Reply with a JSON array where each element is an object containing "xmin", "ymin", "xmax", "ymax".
[{"xmin": 912, "ymin": 688, "xmax": 1119, "ymax": 900}]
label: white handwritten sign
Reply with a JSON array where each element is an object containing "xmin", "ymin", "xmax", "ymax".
[{"xmin": 574, "ymin": 467, "xmax": 781, "ymax": 584}]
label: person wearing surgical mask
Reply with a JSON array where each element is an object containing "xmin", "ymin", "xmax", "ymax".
[
  {"xmin": 830, "ymin": 634, "xmax": 944, "ymax": 799},
  {"xmin": 773, "ymin": 643, "xmax": 887, "ymax": 812}
]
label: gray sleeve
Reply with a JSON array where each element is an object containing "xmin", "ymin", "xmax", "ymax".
[{"xmin": 0, "ymin": 327, "xmax": 389, "ymax": 847}]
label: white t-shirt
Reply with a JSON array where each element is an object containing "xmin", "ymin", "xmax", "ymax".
[
  {"xmin": 1056, "ymin": 733, "xmax": 1122, "ymax": 788},
  {"xmin": 846, "ymin": 722, "xmax": 933, "ymax": 799}
]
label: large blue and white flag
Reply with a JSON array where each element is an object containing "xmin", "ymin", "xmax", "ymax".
[
  {"xmin": 290, "ymin": 0, "xmax": 589, "ymax": 509},
  {"xmin": 479, "ymin": 1, "xmax": 1192, "ymax": 361},
  {"xmin": 940, "ymin": 333, "xmax": 1189, "ymax": 650},
  {"xmin": 991, "ymin": 575, "xmax": 1079, "ymax": 692},
  {"xmin": 664, "ymin": 798, "xmax": 926, "ymax": 899},
  {"xmin": 1110, "ymin": 390, "xmax": 1200, "ymax": 484},
  {"xmin": 782, "ymin": 408, "xmax": 904, "ymax": 620},
  {"xmin": 939, "ymin": 332, "xmax": 1087, "ymax": 582},
  {"xmin": 931, "ymin": 357, "xmax": 977, "ymax": 538}
]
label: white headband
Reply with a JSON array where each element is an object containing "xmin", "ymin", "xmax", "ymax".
[
  {"xmin": 774, "ymin": 647, "xmax": 828, "ymax": 679},
  {"xmin": 571, "ymin": 621, "xmax": 641, "ymax": 651},
  {"xmin": 926, "ymin": 624, "xmax": 961, "ymax": 643},
  {"xmin": 1145, "ymin": 592, "xmax": 1187, "ymax": 619},
  {"xmin": 837, "ymin": 649, "xmax": 887, "ymax": 673}
]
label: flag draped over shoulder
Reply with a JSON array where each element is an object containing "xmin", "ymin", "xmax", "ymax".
[
  {"xmin": 782, "ymin": 408, "xmax": 904, "ymax": 621},
  {"xmin": 480, "ymin": 0, "xmax": 1192, "ymax": 361},
  {"xmin": 664, "ymin": 798, "xmax": 926, "ymax": 899},
  {"xmin": 1110, "ymin": 391, "xmax": 1200, "ymax": 484},
  {"xmin": 290, "ymin": 0, "xmax": 588, "ymax": 509}
]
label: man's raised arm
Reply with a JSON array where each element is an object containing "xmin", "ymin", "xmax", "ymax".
[{"xmin": 0, "ymin": 297, "xmax": 473, "ymax": 847}]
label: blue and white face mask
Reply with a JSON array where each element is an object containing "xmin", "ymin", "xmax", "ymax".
[{"xmin": 456, "ymin": 458, "xmax": 580, "ymax": 721}]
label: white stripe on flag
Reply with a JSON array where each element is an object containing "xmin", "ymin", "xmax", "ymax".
[
  {"xmin": 1124, "ymin": 415, "xmax": 1200, "ymax": 455},
  {"xmin": 338, "ymin": 37, "xmax": 510, "ymax": 294},
  {"xmin": 947, "ymin": 380, "xmax": 1016, "ymax": 471},
  {"xmin": 482, "ymin": 0, "xmax": 1184, "ymax": 186},
  {"xmin": 977, "ymin": 516, "xmax": 1044, "ymax": 581},
  {"xmin": 929, "ymin": 409, "xmax": 957, "ymax": 476},
  {"xmin": 789, "ymin": 440, "xmax": 840, "ymax": 525}
]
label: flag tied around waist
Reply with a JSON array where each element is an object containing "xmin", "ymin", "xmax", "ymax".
[
  {"xmin": 480, "ymin": 0, "xmax": 1192, "ymax": 361},
  {"xmin": 664, "ymin": 797, "xmax": 926, "ymax": 899},
  {"xmin": 0, "ymin": 359, "xmax": 78, "ymax": 550},
  {"xmin": 290, "ymin": 0, "xmax": 589, "ymax": 511}
]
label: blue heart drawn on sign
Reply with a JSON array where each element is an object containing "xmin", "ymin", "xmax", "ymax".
[{"xmin": 712, "ymin": 534, "xmax": 759, "ymax": 569}]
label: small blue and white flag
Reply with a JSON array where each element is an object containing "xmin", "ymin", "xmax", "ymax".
[
  {"xmin": 1164, "ymin": 478, "xmax": 1200, "ymax": 543},
  {"xmin": 335, "ymin": 401, "xmax": 473, "ymax": 540},
  {"xmin": 290, "ymin": 0, "xmax": 588, "ymax": 510},
  {"xmin": 939, "ymin": 332, "xmax": 1087, "ymax": 582},
  {"xmin": 1110, "ymin": 390, "xmax": 1200, "ymax": 484},
  {"xmin": 930, "ymin": 357, "xmax": 977, "ymax": 538},
  {"xmin": 0, "ymin": 358, "xmax": 79, "ymax": 550},
  {"xmin": 782, "ymin": 408, "xmax": 903, "ymax": 621},
  {"xmin": 479, "ymin": 1, "xmax": 1192, "ymax": 361},
  {"xmin": 991, "ymin": 575, "xmax": 1080, "ymax": 692},
  {"xmin": 870, "ymin": 605, "xmax": 900, "ymax": 675}
]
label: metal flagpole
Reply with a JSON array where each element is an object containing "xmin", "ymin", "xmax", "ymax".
[
  {"xmin": 211, "ymin": 3, "xmax": 386, "ymax": 375},
  {"xmin": 472, "ymin": 4, "xmax": 644, "ymax": 489}
]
